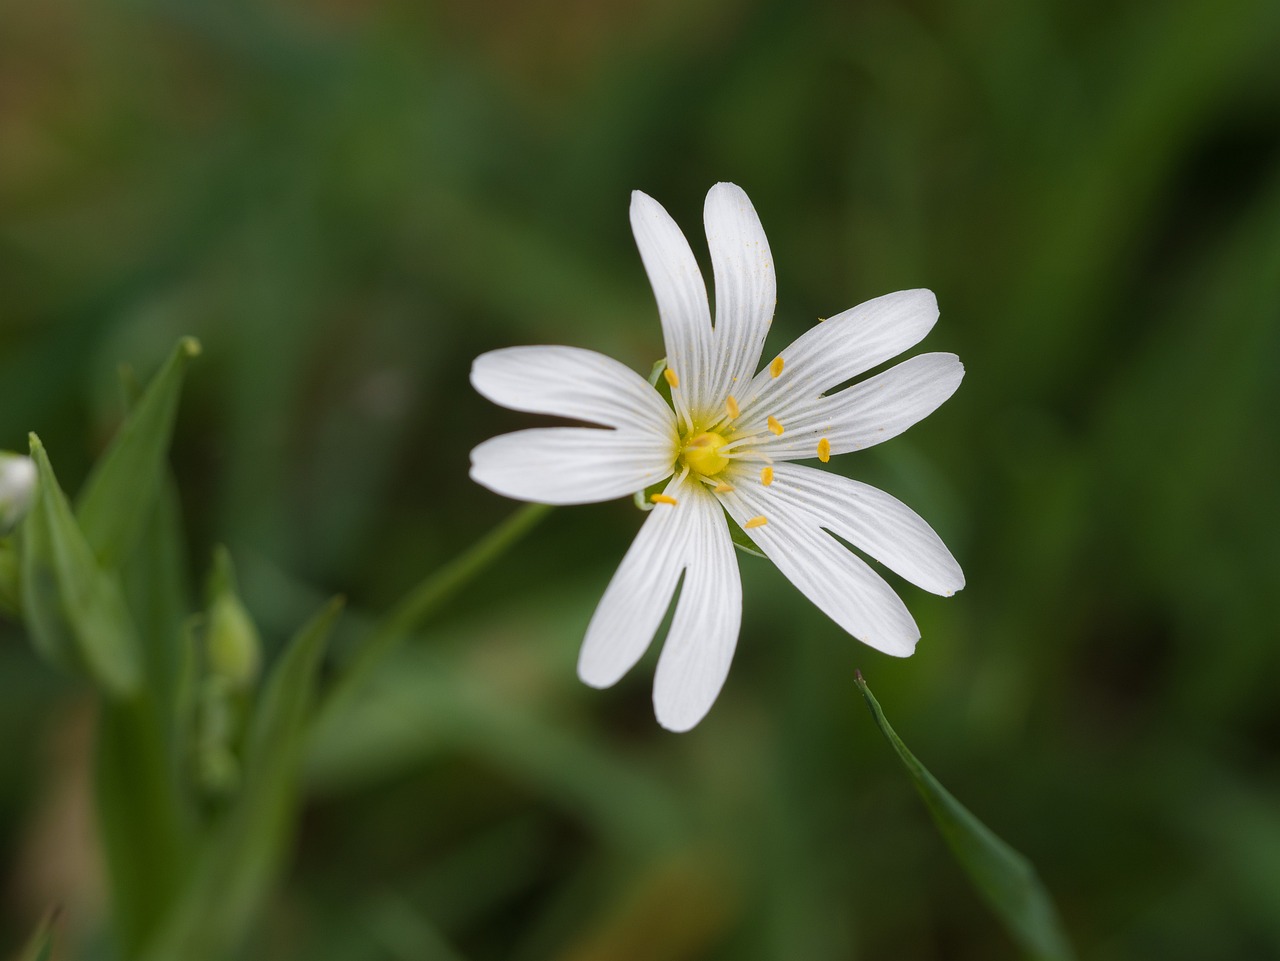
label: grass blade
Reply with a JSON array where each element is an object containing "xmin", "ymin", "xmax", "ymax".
[{"xmin": 855, "ymin": 672, "xmax": 1074, "ymax": 961}]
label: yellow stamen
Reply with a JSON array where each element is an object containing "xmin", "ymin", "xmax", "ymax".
[
  {"xmin": 760, "ymin": 467, "xmax": 773, "ymax": 486},
  {"xmin": 817, "ymin": 316, "xmax": 826, "ymax": 323},
  {"xmin": 744, "ymin": 515, "xmax": 768, "ymax": 529},
  {"xmin": 725, "ymin": 395, "xmax": 740, "ymax": 419},
  {"xmin": 650, "ymin": 493, "xmax": 678, "ymax": 506},
  {"xmin": 769, "ymin": 356, "xmax": 785, "ymax": 378},
  {"xmin": 663, "ymin": 368, "xmax": 679, "ymax": 389},
  {"xmin": 680, "ymin": 431, "xmax": 730, "ymax": 476},
  {"xmin": 817, "ymin": 437, "xmax": 831, "ymax": 463},
  {"xmin": 713, "ymin": 482, "xmax": 734, "ymax": 493},
  {"xmin": 767, "ymin": 415, "xmax": 784, "ymax": 436}
]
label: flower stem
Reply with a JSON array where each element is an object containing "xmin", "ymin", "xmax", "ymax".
[{"xmin": 317, "ymin": 502, "xmax": 552, "ymax": 724}]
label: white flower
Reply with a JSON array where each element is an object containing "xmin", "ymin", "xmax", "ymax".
[
  {"xmin": 0, "ymin": 452, "xmax": 37, "ymax": 535},
  {"xmin": 470, "ymin": 183, "xmax": 964, "ymax": 731}
]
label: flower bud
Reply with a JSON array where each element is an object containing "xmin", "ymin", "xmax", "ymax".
[
  {"xmin": 204, "ymin": 547, "xmax": 261, "ymax": 690},
  {"xmin": 0, "ymin": 452, "xmax": 36, "ymax": 534}
]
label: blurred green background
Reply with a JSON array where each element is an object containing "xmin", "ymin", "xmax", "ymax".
[{"xmin": 2, "ymin": 0, "xmax": 1279, "ymax": 957}]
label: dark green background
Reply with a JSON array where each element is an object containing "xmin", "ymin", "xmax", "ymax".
[{"xmin": 2, "ymin": 0, "xmax": 1279, "ymax": 957}]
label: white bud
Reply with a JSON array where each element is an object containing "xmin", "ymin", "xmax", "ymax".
[{"xmin": 0, "ymin": 453, "xmax": 36, "ymax": 534}]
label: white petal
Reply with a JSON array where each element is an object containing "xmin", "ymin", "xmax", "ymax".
[
  {"xmin": 630, "ymin": 190, "xmax": 714, "ymax": 427},
  {"xmin": 578, "ymin": 475, "xmax": 697, "ymax": 689},
  {"xmin": 763, "ymin": 464, "xmax": 963, "ymax": 596},
  {"xmin": 652, "ymin": 483, "xmax": 742, "ymax": 732},
  {"xmin": 738, "ymin": 289, "xmax": 939, "ymax": 427},
  {"xmin": 472, "ymin": 346, "xmax": 677, "ymax": 438},
  {"xmin": 717, "ymin": 472, "xmax": 919, "ymax": 656},
  {"xmin": 702, "ymin": 183, "xmax": 775, "ymax": 408},
  {"xmin": 470, "ymin": 427, "xmax": 674, "ymax": 505},
  {"xmin": 741, "ymin": 353, "xmax": 963, "ymax": 460}
]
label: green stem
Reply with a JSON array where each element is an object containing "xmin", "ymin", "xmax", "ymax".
[{"xmin": 317, "ymin": 503, "xmax": 552, "ymax": 724}]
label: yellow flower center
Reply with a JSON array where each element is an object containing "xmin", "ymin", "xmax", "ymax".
[{"xmin": 680, "ymin": 431, "xmax": 730, "ymax": 477}]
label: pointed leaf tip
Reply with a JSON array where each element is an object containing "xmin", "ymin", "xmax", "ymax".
[
  {"xmin": 857, "ymin": 676, "xmax": 1075, "ymax": 961},
  {"xmin": 76, "ymin": 337, "xmax": 201, "ymax": 567}
]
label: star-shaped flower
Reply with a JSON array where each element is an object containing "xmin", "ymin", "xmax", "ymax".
[{"xmin": 470, "ymin": 183, "xmax": 964, "ymax": 731}]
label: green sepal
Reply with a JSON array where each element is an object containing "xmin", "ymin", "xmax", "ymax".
[
  {"xmin": 21, "ymin": 434, "xmax": 141, "ymax": 697},
  {"xmin": 139, "ymin": 597, "xmax": 344, "ymax": 961},
  {"xmin": 855, "ymin": 673, "xmax": 1075, "ymax": 961},
  {"xmin": 76, "ymin": 336, "xmax": 201, "ymax": 569},
  {"xmin": 633, "ymin": 477, "xmax": 668, "ymax": 512},
  {"xmin": 727, "ymin": 515, "xmax": 766, "ymax": 559}
]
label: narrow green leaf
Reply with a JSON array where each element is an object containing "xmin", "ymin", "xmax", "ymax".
[
  {"xmin": 855, "ymin": 673, "xmax": 1075, "ymax": 961},
  {"xmin": 122, "ymin": 472, "xmax": 193, "ymax": 740},
  {"xmin": 140, "ymin": 597, "xmax": 344, "ymax": 961},
  {"xmin": 22, "ymin": 434, "xmax": 141, "ymax": 696},
  {"xmin": 76, "ymin": 336, "xmax": 201, "ymax": 569},
  {"xmin": 98, "ymin": 472, "xmax": 200, "ymax": 955}
]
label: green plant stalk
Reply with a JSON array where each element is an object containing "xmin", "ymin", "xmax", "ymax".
[{"xmin": 317, "ymin": 503, "xmax": 552, "ymax": 726}]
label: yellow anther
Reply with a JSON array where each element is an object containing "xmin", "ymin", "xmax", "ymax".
[
  {"xmin": 760, "ymin": 467, "xmax": 774, "ymax": 486},
  {"xmin": 817, "ymin": 316, "xmax": 826, "ymax": 323},
  {"xmin": 770, "ymin": 356, "xmax": 785, "ymax": 378},
  {"xmin": 713, "ymin": 482, "xmax": 734, "ymax": 493},
  {"xmin": 817, "ymin": 437, "xmax": 831, "ymax": 463},
  {"xmin": 744, "ymin": 515, "xmax": 768, "ymax": 529},
  {"xmin": 663, "ymin": 368, "xmax": 679, "ymax": 389},
  {"xmin": 680, "ymin": 431, "xmax": 730, "ymax": 477},
  {"xmin": 725, "ymin": 395, "xmax": 740, "ymax": 419},
  {"xmin": 650, "ymin": 493, "xmax": 678, "ymax": 506},
  {"xmin": 767, "ymin": 415, "xmax": 784, "ymax": 436}
]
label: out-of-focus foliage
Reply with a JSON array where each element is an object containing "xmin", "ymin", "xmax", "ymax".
[{"xmin": 1, "ymin": 0, "xmax": 1278, "ymax": 957}]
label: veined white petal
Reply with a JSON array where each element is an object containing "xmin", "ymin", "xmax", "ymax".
[
  {"xmin": 652, "ymin": 483, "xmax": 741, "ymax": 732},
  {"xmin": 737, "ymin": 289, "xmax": 939, "ymax": 426},
  {"xmin": 470, "ymin": 427, "xmax": 674, "ymax": 505},
  {"xmin": 703, "ymin": 183, "xmax": 775, "ymax": 409},
  {"xmin": 716, "ymin": 470, "xmax": 919, "ymax": 656},
  {"xmin": 578, "ymin": 474, "xmax": 698, "ymax": 690},
  {"xmin": 471, "ymin": 345, "xmax": 677, "ymax": 437},
  {"xmin": 762, "ymin": 464, "xmax": 963, "ymax": 596},
  {"xmin": 740, "ymin": 353, "xmax": 963, "ymax": 460},
  {"xmin": 630, "ymin": 190, "xmax": 714, "ymax": 428}
]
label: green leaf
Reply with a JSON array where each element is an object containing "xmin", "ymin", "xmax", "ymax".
[
  {"xmin": 76, "ymin": 336, "xmax": 201, "ymax": 569},
  {"xmin": 21, "ymin": 434, "xmax": 141, "ymax": 696},
  {"xmin": 855, "ymin": 673, "xmax": 1075, "ymax": 961},
  {"xmin": 140, "ymin": 596, "xmax": 344, "ymax": 961},
  {"xmin": 97, "ymin": 470, "xmax": 199, "ymax": 955}
]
